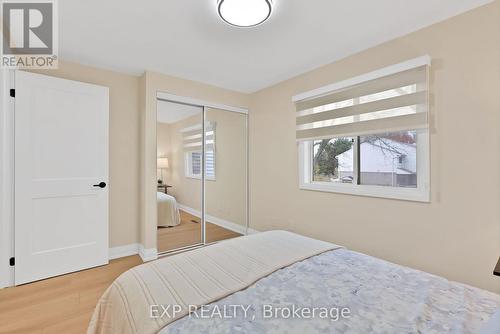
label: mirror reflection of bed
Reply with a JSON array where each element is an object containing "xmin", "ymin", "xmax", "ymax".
[{"xmin": 156, "ymin": 99, "xmax": 247, "ymax": 253}]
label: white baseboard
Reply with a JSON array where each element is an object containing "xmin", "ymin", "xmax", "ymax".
[
  {"xmin": 139, "ymin": 244, "xmax": 158, "ymax": 262},
  {"xmin": 109, "ymin": 243, "xmax": 158, "ymax": 262},
  {"xmin": 178, "ymin": 204, "xmax": 258, "ymax": 236},
  {"xmin": 178, "ymin": 204, "xmax": 201, "ymax": 218},
  {"xmin": 109, "ymin": 243, "xmax": 139, "ymax": 260}
]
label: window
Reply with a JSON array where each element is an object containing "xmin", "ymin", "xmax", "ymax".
[
  {"xmin": 295, "ymin": 57, "xmax": 430, "ymax": 201},
  {"xmin": 187, "ymin": 151, "xmax": 201, "ymax": 177},
  {"xmin": 205, "ymin": 151, "xmax": 215, "ymax": 179},
  {"xmin": 185, "ymin": 151, "xmax": 215, "ymax": 180},
  {"xmin": 313, "ymin": 137, "xmax": 354, "ymax": 184},
  {"xmin": 182, "ymin": 121, "xmax": 216, "ymax": 180},
  {"xmin": 359, "ymin": 131, "xmax": 417, "ymax": 188}
]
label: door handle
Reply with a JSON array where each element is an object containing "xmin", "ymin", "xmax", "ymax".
[{"xmin": 93, "ymin": 182, "xmax": 107, "ymax": 189}]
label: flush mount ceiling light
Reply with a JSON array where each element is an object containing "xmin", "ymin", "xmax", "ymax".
[{"xmin": 217, "ymin": 0, "xmax": 273, "ymax": 27}]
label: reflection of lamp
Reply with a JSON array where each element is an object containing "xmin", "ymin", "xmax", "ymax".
[{"xmin": 157, "ymin": 157, "xmax": 169, "ymax": 184}]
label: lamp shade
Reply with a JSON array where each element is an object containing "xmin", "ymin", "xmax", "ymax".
[{"xmin": 157, "ymin": 157, "xmax": 169, "ymax": 169}]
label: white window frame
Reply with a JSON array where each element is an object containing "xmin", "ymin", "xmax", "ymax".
[
  {"xmin": 185, "ymin": 151, "xmax": 216, "ymax": 181},
  {"xmin": 298, "ymin": 130, "xmax": 429, "ymax": 202}
]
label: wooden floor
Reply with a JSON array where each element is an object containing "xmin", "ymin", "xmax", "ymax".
[
  {"xmin": 157, "ymin": 210, "xmax": 242, "ymax": 253},
  {"xmin": 0, "ymin": 255, "xmax": 142, "ymax": 334},
  {"xmin": 0, "ymin": 211, "xmax": 241, "ymax": 333}
]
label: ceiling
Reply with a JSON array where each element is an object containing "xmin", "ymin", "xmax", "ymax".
[
  {"xmin": 59, "ymin": 0, "xmax": 492, "ymax": 93},
  {"xmin": 157, "ymin": 100, "xmax": 201, "ymax": 124}
]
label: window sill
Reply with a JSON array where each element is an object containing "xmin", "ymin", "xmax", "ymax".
[{"xmin": 299, "ymin": 182, "xmax": 430, "ymax": 203}]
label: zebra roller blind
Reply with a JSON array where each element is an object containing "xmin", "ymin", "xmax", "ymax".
[
  {"xmin": 182, "ymin": 121, "xmax": 216, "ymax": 152},
  {"xmin": 295, "ymin": 59, "xmax": 429, "ymax": 141},
  {"xmin": 182, "ymin": 122, "xmax": 216, "ymax": 178}
]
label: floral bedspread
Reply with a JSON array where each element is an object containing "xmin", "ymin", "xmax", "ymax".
[{"xmin": 160, "ymin": 249, "xmax": 500, "ymax": 334}]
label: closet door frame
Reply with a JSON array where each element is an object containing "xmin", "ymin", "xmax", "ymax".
[{"xmin": 156, "ymin": 92, "xmax": 249, "ymax": 256}]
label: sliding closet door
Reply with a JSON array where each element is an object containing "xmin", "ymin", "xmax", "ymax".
[
  {"xmin": 156, "ymin": 100, "xmax": 203, "ymax": 253},
  {"xmin": 204, "ymin": 108, "xmax": 247, "ymax": 243}
]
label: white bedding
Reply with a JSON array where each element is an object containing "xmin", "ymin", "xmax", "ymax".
[
  {"xmin": 160, "ymin": 249, "xmax": 500, "ymax": 334},
  {"xmin": 157, "ymin": 192, "xmax": 180, "ymax": 227},
  {"xmin": 87, "ymin": 231, "xmax": 338, "ymax": 334},
  {"xmin": 87, "ymin": 230, "xmax": 500, "ymax": 334}
]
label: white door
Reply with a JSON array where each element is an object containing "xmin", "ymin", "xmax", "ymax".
[{"xmin": 14, "ymin": 71, "xmax": 109, "ymax": 285}]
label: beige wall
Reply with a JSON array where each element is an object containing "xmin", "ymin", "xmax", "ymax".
[
  {"xmin": 140, "ymin": 72, "xmax": 250, "ymax": 249},
  {"xmin": 32, "ymin": 61, "xmax": 141, "ymax": 248},
  {"xmin": 156, "ymin": 108, "xmax": 247, "ymax": 227},
  {"xmin": 249, "ymin": 1, "xmax": 500, "ymax": 292},
  {"xmin": 156, "ymin": 122, "xmax": 173, "ymax": 183}
]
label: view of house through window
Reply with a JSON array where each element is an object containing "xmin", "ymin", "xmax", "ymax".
[
  {"xmin": 359, "ymin": 131, "xmax": 417, "ymax": 187},
  {"xmin": 312, "ymin": 131, "xmax": 417, "ymax": 188}
]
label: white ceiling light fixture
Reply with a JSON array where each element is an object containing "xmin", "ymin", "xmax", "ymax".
[{"xmin": 217, "ymin": 0, "xmax": 273, "ymax": 27}]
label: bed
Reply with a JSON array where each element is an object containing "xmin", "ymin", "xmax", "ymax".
[
  {"xmin": 88, "ymin": 231, "xmax": 500, "ymax": 334},
  {"xmin": 157, "ymin": 192, "xmax": 180, "ymax": 227}
]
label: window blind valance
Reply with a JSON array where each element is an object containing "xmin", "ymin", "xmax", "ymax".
[
  {"xmin": 294, "ymin": 59, "xmax": 429, "ymax": 141},
  {"xmin": 181, "ymin": 122, "xmax": 216, "ymax": 151}
]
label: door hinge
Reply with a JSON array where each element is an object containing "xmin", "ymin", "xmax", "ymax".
[
  {"xmin": 9, "ymin": 89, "xmax": 15, "ymax": 98},
  {"xmin": 9, "ymin": 257, "xmax": 15, "ymax": 266}
]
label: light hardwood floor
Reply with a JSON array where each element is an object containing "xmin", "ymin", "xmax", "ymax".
[
  {"xmin": 157, "ymin": 209, "xmax": 242, "ymax": 253},
  {"xmin": 0, "ymin": 211, "xmax": 241, "ymax": 333},
  {"xmin": 0, "ymin": 255, "xmax": 142, "ymax": 334}
]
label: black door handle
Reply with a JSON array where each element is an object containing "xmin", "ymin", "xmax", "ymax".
[{"xmin": 93, "ymin": 182, "xmax": 107, "ymax": 188}]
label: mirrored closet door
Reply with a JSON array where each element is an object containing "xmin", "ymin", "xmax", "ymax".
[
  {"xmin": 156, "ymin": 101, "xmax": 203, "ymax": 253},
  {"xmin": 156, "ymin": 99, "xmax": 247, "ymax": 254},
  {"xmin": 204, "ymin": 108, "xmax": 247, "ymax": 243}
]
